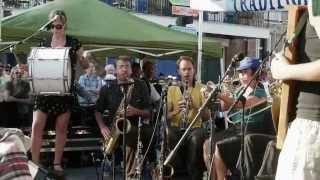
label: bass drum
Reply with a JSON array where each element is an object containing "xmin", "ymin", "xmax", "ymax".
[{"xmin": 28, "ymin": 47, "xmax": 71, "ymax": 95}]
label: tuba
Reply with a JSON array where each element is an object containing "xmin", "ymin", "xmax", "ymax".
[{"xmin": 104, "ymin": 82, "xmax": 134, "ymax": 155}]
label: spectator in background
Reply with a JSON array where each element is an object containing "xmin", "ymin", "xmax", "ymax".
[
  {"xmin": 142, "ymin": 61, "xmax": 160, "ymax": 103},
  {"xmin": 5, "ymin": 63, "xmax": 32, "ymax": 127},
  {"xmin": 6, "ymin": 63, "xmax": 31, "ymax": 100},
  {"xmin": 3, "ymin": 64, "xmax": 11, "ymax": 81},
  {"xmin": 78, "ymin": 62, "xmax": 102, "ymax": 106},
  {"xmin": 131, "ymin": 62, "xmax": 142, "ymax": 79},
  {"xmin": 0, "ymin": 63, "xmax": 12, "ymax": 127},
  {"xmin": 102, "ymin": 64, "xmax": 116, "ymax": 86},
  {"xmin": 0, "ymin": 63, "xmax": 10, "ymax": 95},
  {"xmin": 10, "ymin": 63, "xmax": 28, "ymax": 79}
]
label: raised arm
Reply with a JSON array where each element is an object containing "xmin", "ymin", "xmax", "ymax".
[{"xmin": 271, "ymin": 54, "xmax": 320, "ymax": 81}]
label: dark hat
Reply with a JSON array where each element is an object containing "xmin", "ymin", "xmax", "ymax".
[{"xmin": 236, "ymin": 57, "xmax": 261, "ymax": 71}]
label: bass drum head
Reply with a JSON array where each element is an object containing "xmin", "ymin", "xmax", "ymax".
[{"xmin": 28, "ymin": 47, "xmax": 71, "ymax": 95}]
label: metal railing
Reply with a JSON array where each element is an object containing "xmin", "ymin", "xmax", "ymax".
[
  {"xmin": 4, "ymin": 0, "xmax": 49, "ymax": 9},
  {"xmin": 104, "ymin": 0, "xmax": 172, "ymax": 16},
  {"xmin": 206, "ymin": 11, "xmax": 288, "ymax": 28}
]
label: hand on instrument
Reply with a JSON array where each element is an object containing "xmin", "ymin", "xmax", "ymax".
[
  {"xmin": 178, "ymin": 98, "xmax": 192, "ymax": 111},
  {"xmin": 271, "ymin": 52, "xmax": 290, "ymax": 80},
  {"xmin": 171, "ymin": 108, "xmax": 181, "ymax": 116},
  {"xmin": 100, "ymin": 125, "xmax": 111, "ymax": 140},
  {"xmin": 178, "ymin": 99, "xmax": 187, "ymax": 111},
  {"xmin": 126, "ymin": 105, "xmax": 141, "ymax": 117}
]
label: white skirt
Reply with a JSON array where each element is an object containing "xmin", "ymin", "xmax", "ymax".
[{"xmin": 276, "ymin": 118, "xmax": 320, "ymax": 180}]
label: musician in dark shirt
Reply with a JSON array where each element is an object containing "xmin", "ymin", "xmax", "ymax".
[{"xmin": 95, "ymin": 56, "xmax": 152, "ymax": 178}]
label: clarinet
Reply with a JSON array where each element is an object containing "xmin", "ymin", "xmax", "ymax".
[
  {"xmin": 135, "ymin": 117, "xmax": 143, "ymax": 180},
  {"xmin": 180, "ymin": 80, "xmax": 189, "ymax": 131}
]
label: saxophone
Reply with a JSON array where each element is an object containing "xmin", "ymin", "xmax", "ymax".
[{"xmin": 104, "ymin": 82, "xmax": 134, "ymax": 155}]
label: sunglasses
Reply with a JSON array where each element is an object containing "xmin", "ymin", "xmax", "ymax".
[{"xmin": 51, "ymin": 24, "xmax": 64, "ymax": 30}]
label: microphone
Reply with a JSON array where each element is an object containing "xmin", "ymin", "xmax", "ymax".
[
  {"xmin": 118, "ymin": 79, "xmax": 135, "ymax": 86},
  {"xmin": 39, "ymin": 15, "xmax": 59, "ymax": 31}
]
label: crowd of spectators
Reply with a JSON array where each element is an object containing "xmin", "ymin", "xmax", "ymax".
[{"xmin": 0, "ymin": 62, "xmax": 32, "ymax": 128}]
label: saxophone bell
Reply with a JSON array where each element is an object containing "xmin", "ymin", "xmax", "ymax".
[
  {"xmin": 115, "ymin": 118, "xmax": 132, "ymax": 134},
  {"xmin": 104, "ymin": 118, "xmax": 133, "ymax": 155},
  {"xmin": 153, "ymin": 164, "xmax": 174, "ymax": 180},
  {"xmin": 161, "ymin": 164, "xmax": 174, "ymax": 178}
]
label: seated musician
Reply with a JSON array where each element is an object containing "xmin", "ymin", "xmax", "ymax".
[
  {"xmin": 203, "ymin": 57, "xmax": 274, "ymax": 180},
  {"xmin": 30, "ymin": 10, "xmax": 88, "ymax": 177},
  {"xmin": 95, "ymin": 56, "xmax": 152, "ymax": 178},
  {"xmin": 167, "ymin": 56, "xmax": 210, "ymax": 180}
]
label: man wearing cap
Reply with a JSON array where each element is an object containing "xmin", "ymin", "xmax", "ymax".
[
  {"xmin": 203, "ymin": 57, "xmax": 274, "ymax": 180},
  {"xmin": 271, "ymin": 1, "xmax": 320, "ymax": 180}
]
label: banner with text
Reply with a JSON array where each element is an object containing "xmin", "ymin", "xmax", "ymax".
[
  {"xmin": 172, "ymin": 6, "xmax": 199, "ymax": 16},
  {"xmin": 190, "ymin": 0, "xmax": 309, "ymax": 12}
]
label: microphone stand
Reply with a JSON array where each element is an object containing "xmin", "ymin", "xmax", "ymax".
[
  {"xmin": 0, "ymin": 19, "xmax": 51, "ymax": 53},
  {"xmin": 159, "ymin": 84, "xmax": 170, "ymax": 179},
  {"xmin": 206, "ymin": 55, "xmax": 241, "ymax": 176},
  {"xmin": 208, "ymin": 97, "xmax": 219, "ymax": 177}
]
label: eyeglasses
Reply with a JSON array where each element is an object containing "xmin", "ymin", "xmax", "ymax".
[{"xmin": 51, "ymin": 24, "xmax": 64, "ymax": 30}]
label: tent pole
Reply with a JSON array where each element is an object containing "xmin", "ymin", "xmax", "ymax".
[
  {"xmin": 197, "ymin": 10, "xmax": 203, "ymax": 82},
  {"xmin": 0, "ymin": 0, "xmax": 3, "ymax": 41}
]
